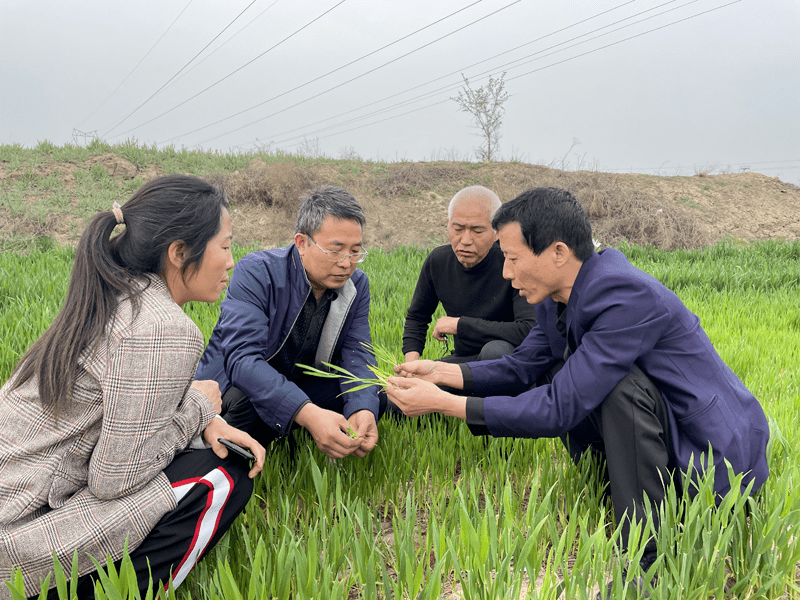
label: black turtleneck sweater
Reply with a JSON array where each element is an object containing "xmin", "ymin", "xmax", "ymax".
[{"xmin": 402, "ymin": 242, "xmax": 537, "ymax": 357}]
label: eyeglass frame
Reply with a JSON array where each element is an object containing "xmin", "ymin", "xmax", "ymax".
[{"xmin": 306, "ymin": 234, "xmax": 368, "ymax": 263}]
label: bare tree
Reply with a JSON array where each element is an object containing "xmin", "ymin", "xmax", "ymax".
[{"xmin": 452, "ymin": 72, "xmax": 508, "ymax": 162}]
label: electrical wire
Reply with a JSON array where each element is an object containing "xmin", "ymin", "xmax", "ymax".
[
  {"xmin": 77, "ymin": 0, "xmax": 195, "ymax": 128},
  {"xmin": 161, "ymin": 0, "xmax": 283, "ymax": 94},
  {"xmin": 183, "ymin": 0, "xmax": 523, "ymax": 147},
  {"xmin": 157, "ymin": 0, "xmax": 486, "ymax": 144},
  {"xmin": 264, "ymin": 0, "xmax": 742, "ymax": 153},
  {"xmin": 241, "ymin": 0, "xmax": 689, "ymax": 149},
  {"xmin": 101, "ymin": 0, "xmax": 260, "ymax": 138},
  {"xmin": 105, "ymin": 0, "xmax": 349, "ymax": 140},
  {"xmin": 253, "ymin": 0, "xmax": 705, "ymax": 150}
]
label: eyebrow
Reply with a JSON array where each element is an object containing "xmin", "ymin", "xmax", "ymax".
[{"xmin": 451, "ymin": 221, "xmax": 486, "ymax": 228}]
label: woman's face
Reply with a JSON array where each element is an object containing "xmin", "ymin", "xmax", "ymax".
[{"xmin": 171, "ymin": 209, "xmax": 234, "ymax": 306}]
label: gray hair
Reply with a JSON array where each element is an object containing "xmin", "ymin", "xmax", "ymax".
[
  {"xmin": 295, "ymin": 185, "xmax": 366, "ymax": 235},
  {"xmin": 447, "ymin": 185, "xmax": 502, "ymax": 221}
]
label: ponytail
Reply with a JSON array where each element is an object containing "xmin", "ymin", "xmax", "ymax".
[{"xmin": 10, "ymin": 175, "xmax": 228, "ymax": 410}]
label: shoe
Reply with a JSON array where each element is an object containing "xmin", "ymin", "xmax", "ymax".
[{"xmin": 596, "ymin": 574, "xmax": 655, "ymax": 599}]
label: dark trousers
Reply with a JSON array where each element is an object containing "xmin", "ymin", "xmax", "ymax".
[
  {"xmin": 37, "ymin": 450, "xmax": 254, "ymax": 600},
  {"xmin": 438, "ymin": 339, "xmax": 517, "ymax": 364},
  {"xmin": 222, "ymin": 377, "xmax": 391, "ymax": 448},
  {"xmin": 555, "ymin": 362, "xmax": 675, "ymax": 565}
]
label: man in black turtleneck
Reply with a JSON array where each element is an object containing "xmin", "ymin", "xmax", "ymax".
[{"xmin": 402, "ymin": 186, "xmax": 537, "ymax": 364}]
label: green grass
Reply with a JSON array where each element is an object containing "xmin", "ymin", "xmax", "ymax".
[{"xmin": 2, "ymin": 241, "xmax": 800, "ymax": 599}]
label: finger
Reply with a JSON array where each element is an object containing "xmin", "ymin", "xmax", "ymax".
[
  {"xmin": 209, "ymin": 438, "xmax": 229, "ymax": 460},
  {"xmin": 359, "ymin": 433, "xmax": 378, "ymax": 453}
]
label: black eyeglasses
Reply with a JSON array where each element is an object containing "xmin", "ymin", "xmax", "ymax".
[{"xmin": 307, "ymin": 235, "xmax": 368, "ymax": 263}]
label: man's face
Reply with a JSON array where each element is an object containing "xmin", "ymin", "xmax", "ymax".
[
  {"xmin": 296, "ymin": 216, "xmax": 363, "ymax": 297},
  {"xmin": 447, "ymin": 200, "xmax": 496, "ymax": 268},
  {"xmin": 498, "ymin": 222, "xmax": 562, "ymax": 305}
]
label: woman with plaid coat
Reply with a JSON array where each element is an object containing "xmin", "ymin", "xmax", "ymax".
[{"xmin": 0, "ymin": 176, "xmax": 266, "ymax": 599}]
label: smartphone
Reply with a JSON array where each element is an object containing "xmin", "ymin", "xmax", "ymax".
[{"xmin": 217, "ymin": 438, "xmax": 255, "ymax": 461}]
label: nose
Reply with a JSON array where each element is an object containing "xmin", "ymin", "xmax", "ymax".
[
  {"xmin": 461, "ymin": 229, "xmax": 473, "ymax": 245},
  {"xmin": 502, "ymin": 257, "xmax": 514, "ymax": 281}
]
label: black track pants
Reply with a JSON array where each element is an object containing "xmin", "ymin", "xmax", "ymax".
[{"xmin": 35, "ymin": 449, "xmax": 254, "ymax": 600}]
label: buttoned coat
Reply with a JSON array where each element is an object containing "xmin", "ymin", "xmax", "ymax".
[
  {"xmin": 0, "ymin": 276, "xmax": 216, "ymax": 599},
  {"xmin": 468, "ymin": 248, "xmax": 770, "ymax": 497},
  {"xmin": 196, "ymin": 244, "xmax": 379, "ymax": 435}
]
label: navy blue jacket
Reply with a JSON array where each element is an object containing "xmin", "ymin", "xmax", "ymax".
[
  {"xmin": 196, "ymin": 245, "xmax": 379, "ymax": 436},
  {"xmin": 467, "ymin": 248, "xmax": 769, "ymax": 497}
]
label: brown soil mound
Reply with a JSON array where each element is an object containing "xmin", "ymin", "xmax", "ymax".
[{"xmin": 2, "ymin": 155, "xmax": 799, "ymax": 250}]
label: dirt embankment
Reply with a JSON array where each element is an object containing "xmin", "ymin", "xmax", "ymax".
[{"xmin": 2, "ymin": 154, "xmax": 799, "ymax": 251}]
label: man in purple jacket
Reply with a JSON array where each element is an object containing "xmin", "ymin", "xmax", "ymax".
[
  {"xmin": 197, "ymin": 186, "xmax": 380, "ymax": 460},
  {"xmin": 387, "ymin": 187, "xmax": 769, "ymax": 597}
]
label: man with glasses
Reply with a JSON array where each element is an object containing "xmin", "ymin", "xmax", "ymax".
[{"xmin": 197, "ymin": 186, "xmax": 381, "ymax": 459}]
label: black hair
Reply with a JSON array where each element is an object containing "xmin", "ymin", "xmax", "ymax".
[
  {"xmin": 11, "ymin": 174, "xmax": 229, "ymax": 410},
  {"xmin": 491, "ymin": 187, "xmax": 594, "ymax": 261}
]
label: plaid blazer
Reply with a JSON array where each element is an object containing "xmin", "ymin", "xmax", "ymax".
[{"xmin": 0, "ymin": 276, "xmax": 216, "ymax": 598}]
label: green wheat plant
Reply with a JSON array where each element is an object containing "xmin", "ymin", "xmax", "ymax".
[
  {"xmin": 296, "ymin": 342, "xmax": 399, "ymax": 394},
  {"xmin": 3, "ymin": 232, "xmax": 800, "ymax": 599}
]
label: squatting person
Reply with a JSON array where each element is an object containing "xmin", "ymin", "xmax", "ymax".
[
  {"xmin": 197, "ymin": 185, "xmax": 384, "ymax": 459},
  {"xmin": 0, "ymin": 175, "xmax": 266, "ymax": 599},
  {"xmin": 386, "ymin": 186, "xmax": 769, "ymax": 598},
  {"xmin": 402, "ymin": 185, "xmax": 536, "ymax": 364}
]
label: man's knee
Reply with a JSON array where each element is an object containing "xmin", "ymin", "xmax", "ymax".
[{"xmin": 478, "ymin": 340, "xmax": 516, "ymax": 361}]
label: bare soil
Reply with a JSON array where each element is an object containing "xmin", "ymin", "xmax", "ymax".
[{"xmin": 2, "ymin": 154, "xmax": 799, "ymax": 250}]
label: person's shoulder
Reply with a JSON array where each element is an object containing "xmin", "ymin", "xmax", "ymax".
[
  {"xmin": 584, "ymin": 249, "xmax": 670, "ymax": 306},
  {"xmin": 237, "ymin": 245, "xmax": 293, "ymax": 270},
  {"xmin": 428, "ymin": 244, "xmax": 454, "ymax": 259},
  {"xmin": 114, "ymin": 277, "xmax": 202, "ymax": 342},
  {"xmin": 423, "ymin": 244, "xmax": 456, "ymax": 268}
]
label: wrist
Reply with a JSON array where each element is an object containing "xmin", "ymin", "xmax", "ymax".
[
  {"xmin": 293, "ymin": 402, "xmax": 319, "ymax": 429},
  {"xmin": 439, "ymin": 393, "xmax": 467, "ymax": 419},
  {"xmin": 433, "ymin": 362, "xmax": 463, "ymax": 388}
]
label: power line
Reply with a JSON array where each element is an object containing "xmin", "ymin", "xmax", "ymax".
[
  {"xmin": 106, "ymin": 0, "xmax": 348, "ymax": 141},
  {"xmin": 163, "ymin": 0, "xmax": 638, "ymax": 146},
  {"xmin": 158, "ymin": 0, "xmax": 486, "ymax": 144},
  {"xmin": 249, "ymin": 0, "xmax": 688, "ymax": 150},
  {"xmin": 185, "ymin": 0, "xmax": 523, "ymax": 148},
  {"xmin": 161, "ymin": 0, "xmax": 283, "ymax": 94},
  {"xmin": 257, "ymin": 0, "xmax": 704, "ymax": 150},
  {"xmin": 77, "ymin": 0, "xmax": 195, "ymax": 128},
  {"xmin": 101, "ymin": 0, "xmax": 260, "ymax": 138},
  {"xmin": 265, "ymin": 0, "xmax": 742, "ymax": 153}
]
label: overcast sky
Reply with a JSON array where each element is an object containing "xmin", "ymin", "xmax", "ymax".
[{"xmin": 1, "ymin": 0, "xmax": 798, "ymax": 183}]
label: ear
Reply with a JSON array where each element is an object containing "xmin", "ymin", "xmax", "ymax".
[
  {"xmin": 167, "ymin": 240, "xmax": 188, "ymax": 269},
  {"xmin": 552, "ymin": 241, "xmax": 573, "ymax": 266},
  {"xmin": 294, "ymin": 232, "xmax": 307, "ymax": 250}
]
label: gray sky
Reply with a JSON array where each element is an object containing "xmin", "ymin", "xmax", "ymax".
[{"xmin": 2, "ymin": 0, "xmax": 799, "ymax": 183}]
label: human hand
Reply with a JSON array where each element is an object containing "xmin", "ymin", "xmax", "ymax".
[
  {"xmin": 432, "ymin": 316, "xmax": 459, "ymax": 341},
  {"xmin": 393, "ymin": 359, "xmax": 438, "ymax": 381},
  {"xmin": 203, "ymin": 417, "xmax": 266, "ymax": 479},
  {"xmin": 385, "ymin": 377, "xmax": 465, "ymax": 418},
  {"xmin": 349, "ymin": 410, "xmax": 379, "ymax": 457},
  {"xmin": 192, "ymin": 380, "xmax": 222, "ymax": 414},
  {"xmin": 294, "ymin": 403, "xmax": 363, "ymax": 459}
]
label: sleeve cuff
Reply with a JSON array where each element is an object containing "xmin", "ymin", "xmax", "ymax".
[
  {"xmin": 459, "ymin": 363, "xmax": 474, "ymax": 395},
  {"xmin": 465, "ymin": 397, "xmax": 490, "ymax": 436},
  {"xmin": 287, "ymin": 399, "xmax": 311, "ymax": 435}
]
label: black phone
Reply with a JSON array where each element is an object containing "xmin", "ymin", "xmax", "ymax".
[{"xmin": 217, "ymin": 438, "xmax": 255, "ymax": 461}]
